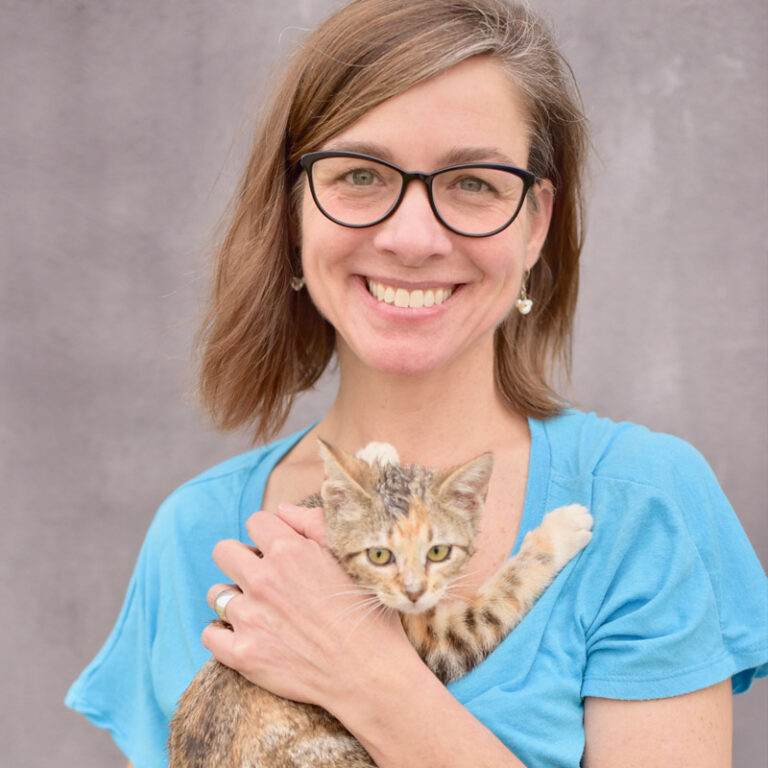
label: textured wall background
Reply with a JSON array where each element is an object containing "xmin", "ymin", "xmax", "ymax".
[{"xmin": 1, "ymin": 0, "xmax": 765, "ymax": 766}]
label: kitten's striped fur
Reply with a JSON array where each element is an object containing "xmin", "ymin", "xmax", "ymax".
[{"xmin": 168, "ymin": 441, "xmax": 592, "ymax": 767}]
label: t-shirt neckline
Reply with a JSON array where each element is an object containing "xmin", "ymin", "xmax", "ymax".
[{"xmin": 248, "ymin": 417, "xmax": 550, "ymax": 557}]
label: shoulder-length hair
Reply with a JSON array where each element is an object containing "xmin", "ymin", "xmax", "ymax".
[{"xmin": 197, "ymin": 0, "xmax": 588, "ymax": 442}]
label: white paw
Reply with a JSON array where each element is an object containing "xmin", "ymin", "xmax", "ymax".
[
  {"xmin": 355, "ymin": 441, "xmax": 400, "ymax": 467},
  {"xmin": 541, "ymin": 504, "xmax": 593, "ymax": 570}
]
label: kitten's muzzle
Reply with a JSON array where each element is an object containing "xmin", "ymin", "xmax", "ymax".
[{"xmin": 404, "ymin": 584, "xmax": 427, "ymax": 603}]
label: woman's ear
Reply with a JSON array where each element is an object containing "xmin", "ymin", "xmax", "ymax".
[{"xmin": 524, "ymin": 178, "xmax": 555, "ymax": 270}]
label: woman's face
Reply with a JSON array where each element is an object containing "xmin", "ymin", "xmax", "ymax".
[{"xmin": 299, "ymin": 56, "xmax": 553, "ymax": 379}]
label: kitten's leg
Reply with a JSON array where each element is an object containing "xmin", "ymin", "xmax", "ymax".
[{"xmin": 405, "ymin": 504, "xmax": 592, "ymax": 683}]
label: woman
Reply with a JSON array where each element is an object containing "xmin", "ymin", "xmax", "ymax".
[{"xmin": 66, "ymin": 1, "xmax": 767, "ymax": 766}]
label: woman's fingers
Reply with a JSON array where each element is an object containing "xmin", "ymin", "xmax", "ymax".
[
  {"xmin": 275, "ymin": 503, "xmax": 326, "ymax": 545},
  {"xmin": 212, "ymin": 513, "xmax": 322, "ymax": 604},
  {"xmin": 211, "ymin": 539, "xmax": 264, "ymax": 589},
  {"xmin": 201, "ymin": 620, "xmax": 244, "ymax": 670},
  {"xmin": 214, "ymin": 510, "xmax": 324, "ymax": 591},
  {"xmin": 245, "ymin": 509, "xmax": 322, "ymax": 557}
]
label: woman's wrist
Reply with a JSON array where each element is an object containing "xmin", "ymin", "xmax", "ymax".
[
  {"xmin": 323, "ymin": 640, "xmax": 525, "ymax": 768},
  {"xmin": 314, "ymin": 610, "xmax": 417, "ymax": 713}
]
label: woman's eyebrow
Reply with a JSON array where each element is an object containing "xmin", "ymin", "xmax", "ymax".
[
  {"xmin": 439, "ymin": 146, "xmax": 520, "ymax": 166},
  {"xmin": 323, "ymin": 141, "xmax": 396, "ymax": 163},
  {"xmin": 322, "ymin": 141, "xmax": 521, "ymax": 168}
]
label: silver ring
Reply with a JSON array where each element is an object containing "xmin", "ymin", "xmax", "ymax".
[{"xmin": 213, "ymin": 587, "xmax": 240, "ymax": 622}]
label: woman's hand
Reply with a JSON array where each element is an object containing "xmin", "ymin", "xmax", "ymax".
[{"xmin": 201, "ymin": 505, "xmax": 409, "ymax": 710}]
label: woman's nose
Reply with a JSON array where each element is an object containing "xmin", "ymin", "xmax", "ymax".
[{"xmin": 372, "ymin": 182, "xmax": 453, "ymax": 265}]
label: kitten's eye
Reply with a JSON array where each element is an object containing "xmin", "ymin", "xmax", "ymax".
[
  {"xmin": 427, "ymin": 545, "xmax": 452, "ymax": 562},
  {"xmin": 367, "ymin": 547, "xmax": 394, "ymax": 565}
]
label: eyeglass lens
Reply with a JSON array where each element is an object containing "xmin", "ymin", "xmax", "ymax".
[{"xmin": 308, "ymin": 155, "xmax": 527, "ymax": 236}]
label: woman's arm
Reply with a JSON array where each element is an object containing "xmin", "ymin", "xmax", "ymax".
[
  {"xmin": 582, "ymin": 681, "xmax": 733, "ymax": 768},
  {"xmin": 320, "ymin": 629, "xmax": 526, "ymax": 768},
  {"xmin": 338, "ymin": 676, "xmax": 734, "ymax": 768}
]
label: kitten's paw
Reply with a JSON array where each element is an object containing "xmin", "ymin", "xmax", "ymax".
[
  {"xmin": 356, "ymin": 442, "xmax": 400, "ymax": 467},
  {"xmin": 540, "ymin": 504, "xmax": 593, "ymax": 570}
]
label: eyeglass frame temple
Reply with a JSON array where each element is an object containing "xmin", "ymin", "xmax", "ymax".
[{"xmin": 298, "ymin": 150, "xmax": 539, "ymax": 238}]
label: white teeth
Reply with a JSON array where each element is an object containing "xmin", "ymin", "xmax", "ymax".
[
  {"xmin": 394, "ymin": 288, "xmax": 409, "ymax": 308},
  {"xmin": 366, "ymin": 279, "xmax": 454, "ymax": 308}
]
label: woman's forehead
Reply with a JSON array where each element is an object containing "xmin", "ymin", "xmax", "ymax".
[{"xmin": 318, "ymin": 57, "xmax": 531, "ymax": 167}]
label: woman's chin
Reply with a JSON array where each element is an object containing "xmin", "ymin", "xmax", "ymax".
[
  {"xmin": 336, "ymin": 319, "xmax": 494, "ymax": 381},
  {"xmin": 343, "ymin": 341, "xmax": 453, "ymax": 379}
]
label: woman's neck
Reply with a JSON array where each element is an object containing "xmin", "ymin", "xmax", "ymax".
[{"xmin": 314, "ymin": 338, "xmax": 529, "ymax": 466}]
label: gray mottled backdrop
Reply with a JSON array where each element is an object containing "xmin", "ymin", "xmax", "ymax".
[{"xmin": 1, "ymin": 0, "xmax": 765, "ymax": 766}]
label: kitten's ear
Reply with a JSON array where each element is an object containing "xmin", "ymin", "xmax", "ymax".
[
  {"xmin": 435, "ymin": 452, "xmax": 494, "ymax": 516},
  {"xmin": 317, "ymin": 439, "xmax": 374, "ymax": 511}
]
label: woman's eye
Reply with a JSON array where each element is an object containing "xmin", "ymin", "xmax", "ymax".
[
  {"xmin": 344, "ymin": 168, "xmax": 377, "ymax": 186},
  {"xmin": 426, "ymin": 545, "xmax": 451, "ymax": 562},
  {"xmin": 456, "ymin": 176, "xmax": 488, "ymax": 193},
  {"xmin": 367, "ymin": 547, "xmax": 394, "ymax": 565}
]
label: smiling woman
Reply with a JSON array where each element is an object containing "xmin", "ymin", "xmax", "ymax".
[
  {"xmin": 193, "ymin": 1, "xmax": 586, "ymax": 438},
  {"xmin": 64, "ymin": 1, "xmax": 767, "ymax": 767}
]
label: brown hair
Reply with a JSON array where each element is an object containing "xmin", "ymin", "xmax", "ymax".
[{"xmin": 197, "ymin": 0, "xmax": 588, "ymax": 442}]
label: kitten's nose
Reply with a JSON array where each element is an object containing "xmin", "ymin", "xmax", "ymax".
[{"xmin": 405, "ymin": 585, "xmax": 426, "ymax": 602}]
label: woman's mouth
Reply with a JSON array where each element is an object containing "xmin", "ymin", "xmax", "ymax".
[{"xmin": 365, "ymin": 278, "xmax": 455, "ymax": 308}]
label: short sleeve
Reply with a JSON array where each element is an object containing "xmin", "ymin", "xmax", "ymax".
[
  {"xmin": 581, "ymin": 440, "xmax": 768, "ymax": 700},
  {"xmin": 64, "ymin": 484, "xmax": 230, "ymax": 768},
  {"xmin": 65, "ymin": 509, "xmax": 172, "ymax": 768}
]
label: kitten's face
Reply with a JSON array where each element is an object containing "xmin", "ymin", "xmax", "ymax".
[
  {"xmin": 344, "ymin": 497, "xmax": 475, "ymax": 613},
  {"xmin": 319, "ymin": 442, "xmax": 493, "ymax": 614}
]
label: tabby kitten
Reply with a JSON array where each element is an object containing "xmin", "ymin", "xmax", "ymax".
[{"xmin": 168, "ymin": 440, "xmax": 592, "ymax": 767}]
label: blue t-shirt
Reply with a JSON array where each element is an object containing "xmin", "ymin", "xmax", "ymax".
[{"xmin": 66, "ymin": 411, "xmax": 768, "ymax": 768}]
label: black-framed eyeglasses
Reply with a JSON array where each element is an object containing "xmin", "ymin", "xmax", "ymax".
[{"xmin": 299, "ymin": 151, "xmax": 539, "ymax": 238}]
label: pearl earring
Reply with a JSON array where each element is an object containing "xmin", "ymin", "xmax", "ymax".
[
  {"xmin": 515, "ymin": 271, "xmax": 533, "ymax": 315},
  {"xmin": 290, "ymin": 275, "xmax": 305, "ymax": 291}
]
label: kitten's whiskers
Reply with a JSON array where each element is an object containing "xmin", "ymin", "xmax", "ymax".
[
  {"xmin": 346, "ymin": 602, "xmax": 393, "ymax": 642},
  {"xmin": 441, "ymin": 569, "xmax": 485, "ymax": 600},
  {"xmin": 446, "ymin": 568, "xmax": 483, "ymax": 585},
  {"xmin": 331, "ymin": 594, "xmax": 383, "ymax": 627},
  {"xmin": 320, "ymin": 585, "xmax": 377, "ymax": 601}
]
